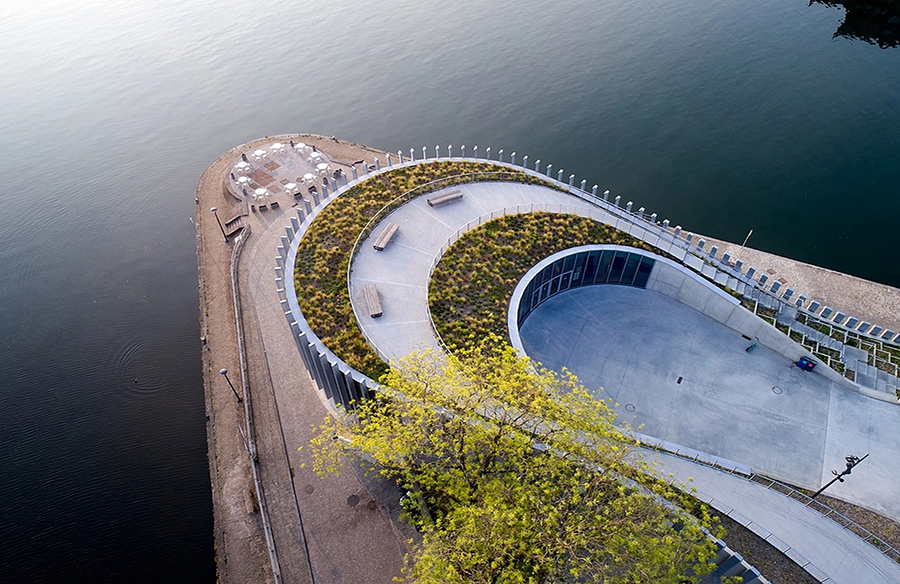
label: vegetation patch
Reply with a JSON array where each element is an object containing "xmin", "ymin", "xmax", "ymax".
[
  {"xmin": 429, "ymin": 212, "xmax": 655, "ymax": 349},
  {"xmin": 294, "ymin": 161, "xmax": 549, "ymax": 378},
  {"xmin": 312, "ymin": 343, "xmax": 718, "ymax": 583}
]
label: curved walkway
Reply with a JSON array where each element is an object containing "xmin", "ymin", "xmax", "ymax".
[
  {"xmin": 347, "ymin": 181, "xmax": 900, "ymax": 584},
  {"xmin": 215, "ymin": 135, "xmax": 407, "ymax": 584},
  {"xmin": 349, "ymin": 181, "xmax": 608, "ymax": 360},
  {"xmin": 519, "ymin": 285, "xmax": 900, "ymax": 519}
]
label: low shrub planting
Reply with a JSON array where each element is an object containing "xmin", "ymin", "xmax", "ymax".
[
  {"xmin": 429, "ymin": 212, "xmax": 655, "ymax": 349},
  {"xmin": 294, "ymin": 161, "xmax": 546, "ymax": 378}
]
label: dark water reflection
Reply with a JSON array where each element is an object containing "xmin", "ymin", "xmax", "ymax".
[
  {"xmin": 0, "ymin": 0, "xmax": 897, "ymax": 581},
  {"xmin": 813, "ymin": 0, "xmax": 900, "ymax": 48}
]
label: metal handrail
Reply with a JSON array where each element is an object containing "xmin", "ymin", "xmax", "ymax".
[
  {"xmin": 646, "ymin": 441, "xmax": 900, "ymax": 564},
  {"xmin": 345, "ymin": 170, "xmax": 543, "ymax": 359},
  {"xmin": 286, "ymin": 153, "xmax": 900, "ymax": 570},
  {"xmin": 423, "ymin": 202, "xmax": 608, "ymax": 353}
]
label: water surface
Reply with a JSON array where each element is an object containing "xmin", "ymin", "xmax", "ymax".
[{"xmin": 0, "ymin": 0, "xmax": 896, "ymax": 580}]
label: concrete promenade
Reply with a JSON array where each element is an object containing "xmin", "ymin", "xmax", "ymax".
[
  {"xmin": 198, "ymin": 135, "xmax": 406, "ymax": 584},
  {"xmin": 654, "ymin": 452, "xmax": 900, "ymax": 584},
  {"xmin": 347, "ymin": 179, "xmax": 900, "ymax": 584},
  {"xmin": 202, "ymin": 136, "xmax": 900, "ymax": 583},
  {"xmin": 519, "ymin": 285, "xmax": 900, "ymax": 520},
  {"xmin": 236, "ymin": 137, "xmax": 410, "ymax": 584}
]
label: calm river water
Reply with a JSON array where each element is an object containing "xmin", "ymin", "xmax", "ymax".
[{"xmin": 0, "ymin": 0, "xmax": 897, "ymax": 581}]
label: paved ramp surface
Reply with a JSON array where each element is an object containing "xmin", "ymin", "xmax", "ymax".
[
  {"xmin": 345, "ymin": 180, "xmax": 900, "ymax": 583},
  {"xmin": 519, "ymin": 285, "xmax": 900, "ymax": 521},
  {"xmin": 653, "ymin": 452, "xmax": 900, "ymax": 584}
]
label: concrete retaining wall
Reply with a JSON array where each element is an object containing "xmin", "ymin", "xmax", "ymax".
[
  {"xmin": 647, "ymin": 262, "xmax": 850, "ymax": 387},
  {"xmin": 507, "ymin": 245, "xmax": 851, "ymax": 390},
  {"xmin": 272, "ymin": 145, "xmax": 886, "ymax": 408}
]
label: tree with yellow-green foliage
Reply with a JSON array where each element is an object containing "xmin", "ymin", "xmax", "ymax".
[{"xmin": 311, "ymin": 339, "xmax": 715, "ymax": 583}]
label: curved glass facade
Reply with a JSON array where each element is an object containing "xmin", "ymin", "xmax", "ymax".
[{"xmin": 516, "ymin": 249, "xmax": 655, "ymax": 326}]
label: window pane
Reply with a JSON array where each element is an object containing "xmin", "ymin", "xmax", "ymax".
[
  {"xmin": 595, "ymin": 251, "xmax": 614, "ymax": 284},
  {"xmin": 531, "ymin": 289, "xmax": 541, "ymax": 309},
  {"xmin": 571, "ymin": 252, "xmax": 587, "ymax": 286},
  {"xmin": 559, "ymin": 272, "xmax": 571, "ymax": 291},
  {"xmin": 540, "ymin": 282, "xmax": 550, "ymax": 302},
  {"xmin": 552, "ymin": 259, "xmax": 564, "ymax": 277},
  {"xmin": 634, "ymin": 257, "xmax": 654, "ymax": 288},
  {"xmin": 609, "ymin": 251, "xmax": 628, "ymax": 283},
  {"xmin": 518, "ymin": 294, "xmax": 530, "ymax": 325},
  {"xmin": 550, "ymin": 276, "xmax": 561, "ymax": 296},
  {"xmin": 540, "ymin": 265, "xmax": 553, "ymax": 285},
  {"xmin": 584, "ymin": 251, "xmax": 600, "ymax": 282},
  {"xmin": 622, "ymin": 253, "xmax": 641, "ymax": 285},
  {"xmin": 563, "ymin": 255, "xmax": 575, "ymax": 273}
]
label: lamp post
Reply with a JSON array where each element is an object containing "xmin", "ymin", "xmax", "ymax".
[
  {"xmin": 210, "ymin": 207, "xmax": 227, "ymax": 242},
  {"xmin": 219, "ymin": 368, "xmax": 242, "ymax": 403},
  {"xmin": 811, "ymin": 453, "xmax": 868, "ymax": 499}
]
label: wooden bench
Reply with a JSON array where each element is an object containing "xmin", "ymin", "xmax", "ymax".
[
  {"xmin": 363, "ymin": 284, "xmax": 383, "ymax": 318},
  {"xmin": 373, "ymin": 222, "xmax": 399, "ymax": 251},
  {"xmin": 426, "ymin": 189, "xmax": 463, "ymax": 207}
]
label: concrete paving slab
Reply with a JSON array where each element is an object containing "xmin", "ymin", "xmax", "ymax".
[
  {"xmin": 350, "ymin": 182, "xmax": 598, "ymax": 361},
  {"xmin": 336, "ymin": 176, "xmax": 900, "ymax": 581},
  {"xmin": 652, "ymin": 453, "xmax": 900, "ymax": 584},
  {"xmin": 519, "ymin": 285, "xmax": 900, "ymax": 520}
]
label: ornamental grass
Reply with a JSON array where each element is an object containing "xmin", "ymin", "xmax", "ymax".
[
  {"xmin": 429, "ymin": 212, "xmax": 654, "ymax": 350},
  {"xmin": 294, "ymin": 160, "xmax": 543, "ymax": 378}
]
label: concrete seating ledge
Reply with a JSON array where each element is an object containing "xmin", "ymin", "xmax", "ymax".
[
  {"xmin": 363, "ymin": 284, "xmax": 383, "ymax": 318},
  {"xmin": 426, "ymin": 189, "xmax": 463, "ymax": 207},
  {"xmin": 372, "ymin": 222, "xmax": 399, "ymax": 251}
]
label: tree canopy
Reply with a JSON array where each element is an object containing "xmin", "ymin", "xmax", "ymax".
[{"xmin": 311, "ymin": 339, "xmax": 715, "ymax": 583}]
